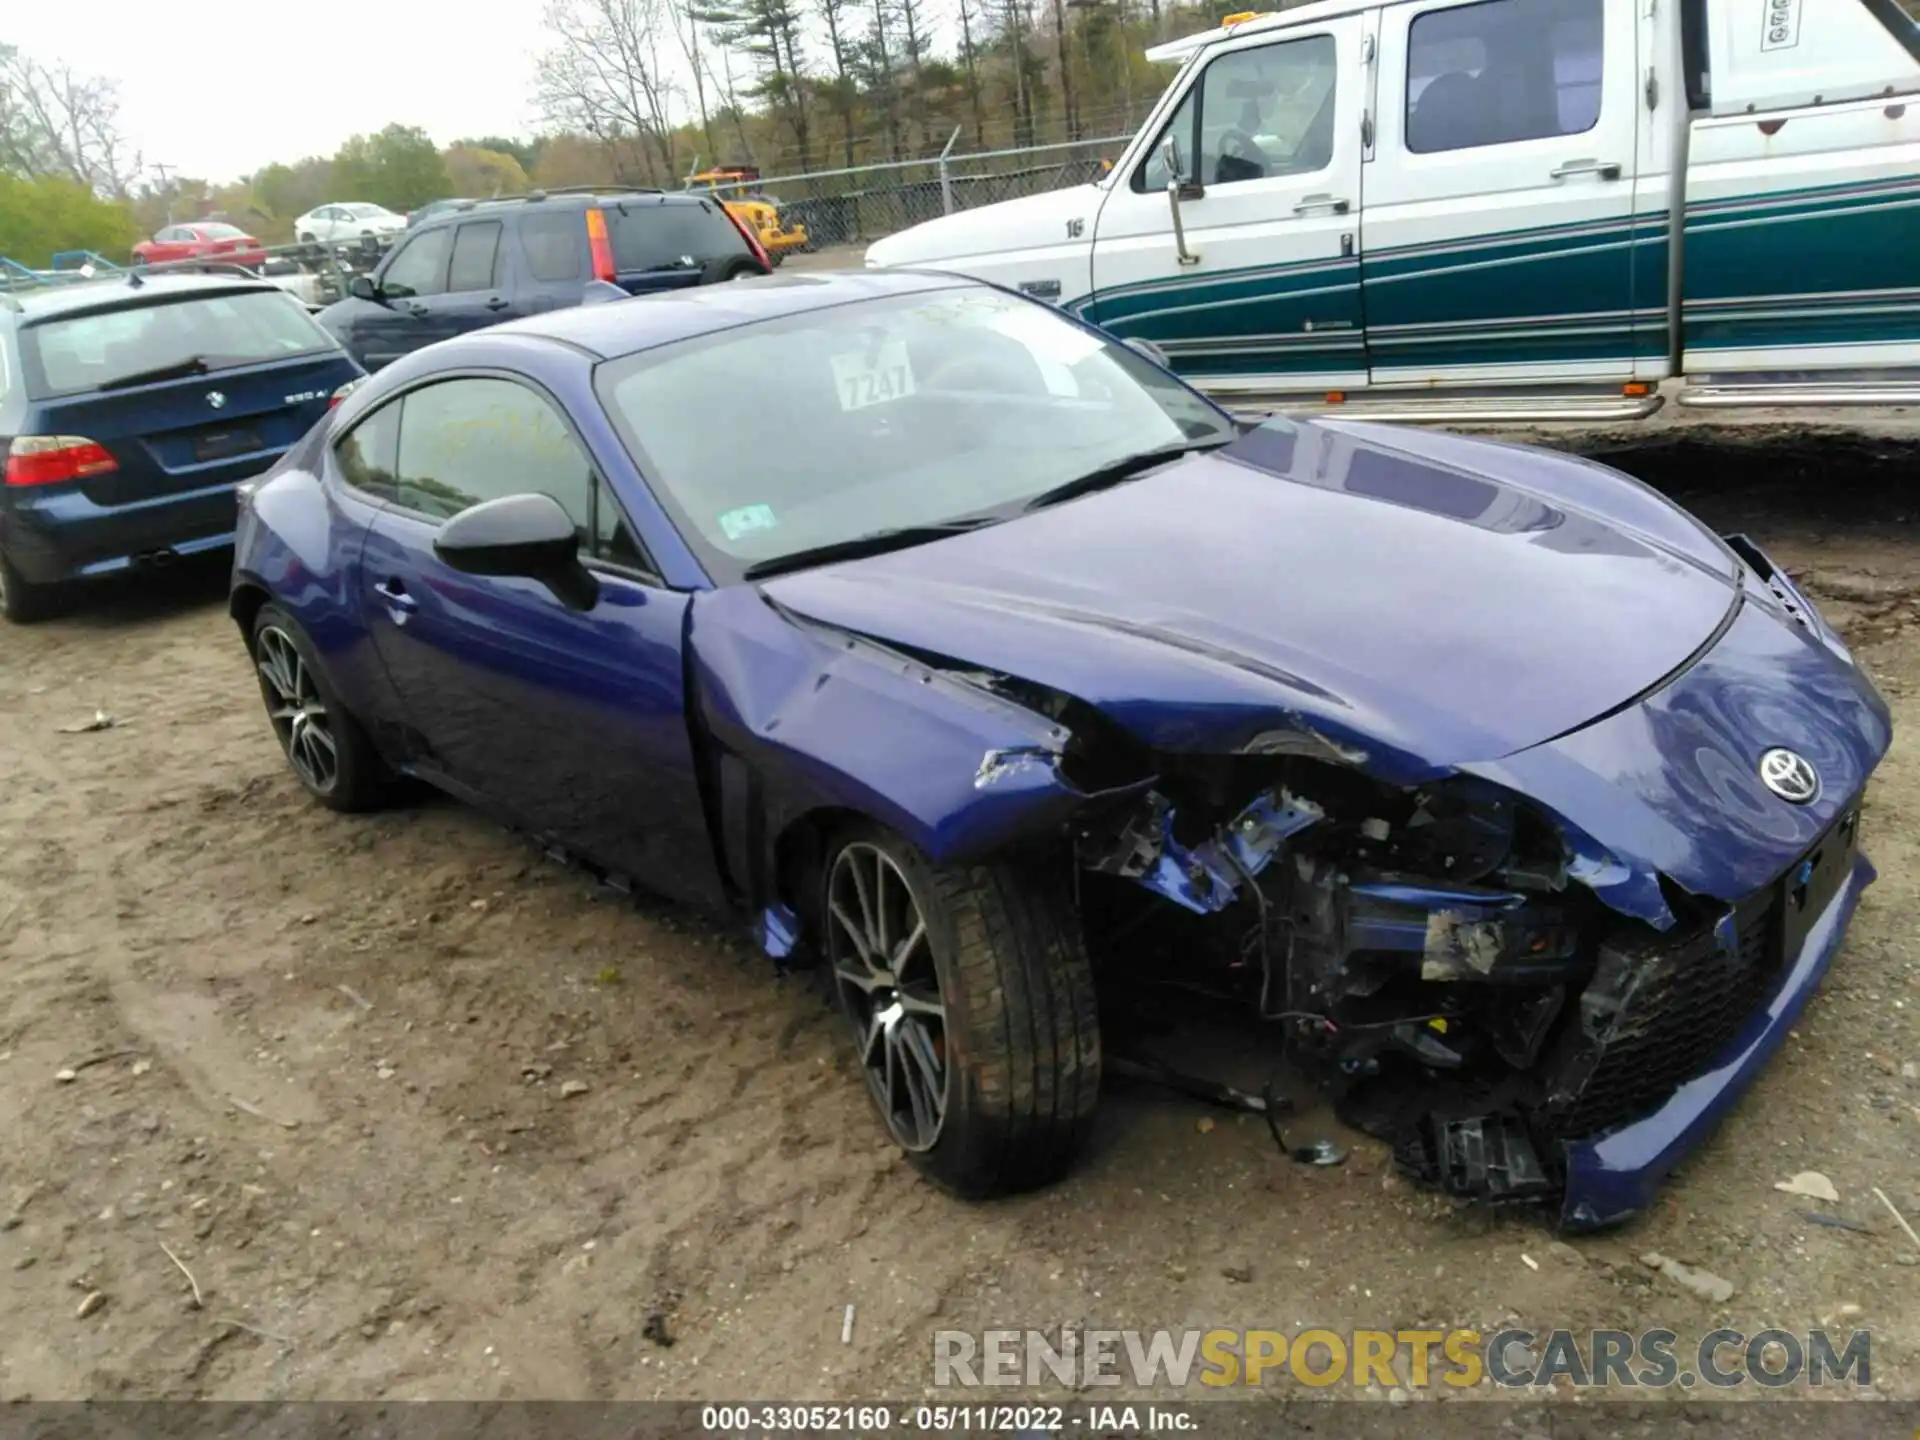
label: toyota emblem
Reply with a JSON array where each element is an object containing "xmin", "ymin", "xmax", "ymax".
[
  {"xmin": 206, "ymin": 390, "xmax": 228, "ymax": 409},
  {"xmin": 1759, "ymin": 747, "xmax": 1820, "ymax": 805}
]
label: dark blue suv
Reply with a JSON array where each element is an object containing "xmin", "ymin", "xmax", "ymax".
[
  {"xmin": 313, "ymin": 189, "xmax": 773, "ymax": 372},
  {"xmin": 0, "ymin": 272, "xmax": 365, "ymax": 622}
]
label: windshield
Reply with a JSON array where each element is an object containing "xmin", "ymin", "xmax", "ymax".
[
  {"xmin": 21, "ymin": 289, "xmax": 339, "ymax": 398},
  {"xmin": 593, "ymin": 283, "xmax": 1232, "ymax": 582},
  {"xmin": 197, "ymin": 223, "xmax": 249, "ymax": 238}
]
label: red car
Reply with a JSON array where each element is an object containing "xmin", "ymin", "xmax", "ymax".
[{"xmin": 132, "ymin": 222, "xmax": 269, "ymax": 270}]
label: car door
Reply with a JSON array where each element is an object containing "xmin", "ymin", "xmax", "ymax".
[
  {"xmin": 1361, "ymin": 0, "xmax": 1642, "ymax": 385},
  {"xmin": 311, "ymin": 207, "xmax": 342, "ymax": 243},
  {"xmin": 354, "ymin": 227, "xmax": 456, "ymax": 369},
  {"xmin": 410, "ymin": 220, "xmax": 514, "ymax": 336},
  {"xmin": 1083, "ymin": 17, "xmax": 1369, "ymax": 394},
  {"xmin": 357, "ymin": 373, "xmax": 724, "ymax": 909}
]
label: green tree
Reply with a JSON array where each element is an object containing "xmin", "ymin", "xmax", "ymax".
[
  {"xmin": 0, "ymin": 172, "xmax": 138, "ymax": 265},
  {"xmin": 450, "ymin": 135, "xmax": 543, "ymax": 175},
  {"xmin": 328, "ymin": 124, "xmax": 452, "ymax": 212},
  {"xmin": 444, "ymin": 145, "xmax": 530, "ymax": 198}
]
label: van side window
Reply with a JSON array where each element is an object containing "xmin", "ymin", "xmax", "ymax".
[
  {"xmin": 1134, "ymin": 34, "xmax": 1338, "ymax": 192},
  {"xmin": 1405, "ymin": 0, "xmax": 1604, "ymax": 155}
]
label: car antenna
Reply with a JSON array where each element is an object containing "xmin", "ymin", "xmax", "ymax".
[{"xmin": 126, "ymin": 269, "xmax": 144, "ymax": 289}]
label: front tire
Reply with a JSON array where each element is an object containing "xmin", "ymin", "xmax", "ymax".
[
  {"xmin": 250, "ymin": 604, "xmax": 391, "ymax": 812},
  {"xmin": 822, "ymin": 824, "xmax": 1101, "ymax": 1198}
]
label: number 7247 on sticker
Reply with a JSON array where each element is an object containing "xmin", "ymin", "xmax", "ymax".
[{"xmin": 832, "ymin": 341, "xmax": 916, "ymax": 411}]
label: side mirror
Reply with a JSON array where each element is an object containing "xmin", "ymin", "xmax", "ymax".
[
  {"xmin": 348, "ymin": 274, "xmax": 380, "ymax": 302},
  {"xmin": 1121, "ymin": 336, "xmax": 1171, "ymax": 370},
  {"xmin": 432, "ymin": 493, "xmax": 599, "ymax": 611}
]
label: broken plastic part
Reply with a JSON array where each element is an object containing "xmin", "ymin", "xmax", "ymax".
[
  {"xmin": 1086, "ymin": 787, "xmax": 1324, "ymax": 915},
  {"xmin": 974, "ymin": 746, "xmax": 1062, "ymax": 789},
  {"xmin": 762, "ymin": 902, "xmax": 800, "ymax": 960},
  {"xmin": 1424, "ymin": 1114, "xmax": 1553, "ymax": 1202}
]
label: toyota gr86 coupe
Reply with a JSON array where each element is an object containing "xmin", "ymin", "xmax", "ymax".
[{"xmin": 229, "ymin": 269, "xmax": 1890, "ymax": 1229}]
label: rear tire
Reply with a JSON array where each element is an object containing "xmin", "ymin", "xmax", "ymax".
[
  {"xmin": 701, "ymin": 256, "xmax": 764, "ymax": 285},
  {"xmin": 0, "ymin": 549, "xmax": 66, "ymax": 624},
  {"xmin": 250, "ymin": 604, "xmax": 392, "ymax": 812},
  {"xmin": 821, "ymin": 823, "xmax": 1101, "ymax": 1198}
]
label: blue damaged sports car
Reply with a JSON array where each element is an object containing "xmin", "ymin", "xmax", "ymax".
[{"xmin": 230, "ymin": 270, "xmax": 1891, "ymax": 1229}]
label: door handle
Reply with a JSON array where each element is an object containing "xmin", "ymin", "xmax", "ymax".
[
  {"xmin": 1549, "ymin": 158, "xmax": 1623, "ymax": 181},
  {"xmin": 1293, "ymin": 193, "xmax": 1352, "ymax": 214},
  {"xmin": 485, "ymin": 296, "xmax": 510, "ymax": 312},
  {"xmin": 405, "ymin": 302, "xmax": 428, "ymax": 317},
  {"xmin": 374, "ymin": 578, "xmax": 417, "ymax": 611}
]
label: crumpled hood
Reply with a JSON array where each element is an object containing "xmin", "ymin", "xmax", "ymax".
[{"xmin": 762, "ymin": 418, "xmax": 1744, "ymax": 777}]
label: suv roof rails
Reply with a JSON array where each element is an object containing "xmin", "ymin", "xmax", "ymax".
[{"xmin": 515, "ymin": 184, "xmax": 665, "ymax": 202}]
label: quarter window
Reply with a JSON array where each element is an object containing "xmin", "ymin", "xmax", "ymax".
[
  {"xmin": 336, "ymin": 399, "xmax": 402, "ymax": 502},
  {"xmin": 1136, "ymin": 35, "xmax": 1338, "ymax": 192},
  {"xmin": 1405, "ymin": 0, "xmax": 1604, "ymax": 155},
  {"xmin": 381, "ymin": 229, "xmax": 452, "ymax": 298},
  {"xmin": 519, "ymin": 212, "xmax": 583, "ymax": 282},
  {"xmin": 447, "ymin": 220, "xmax": 503, "ymax": 292}
]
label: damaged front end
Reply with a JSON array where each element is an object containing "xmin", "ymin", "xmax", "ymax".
[{"xmin": 1062, "ymin": 739, "xmax": 1867, "ymax": 1228}]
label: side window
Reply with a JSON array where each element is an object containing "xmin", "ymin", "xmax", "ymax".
[
  {"xmin": 1135, "ymin": 35, "xmax": 1338, "ymax": 191},
  {"xmin": 519, "ymin": 212, "xmax": 584, "ymax": 283},
  {"xmin": 335, "ymin": 399, "xmax": 402, "ymax": 502},
  {"xmin": 1405, "ymin": 0, "xmax": 1604, "ymax": 155},
  {"xmin": 393, "ymin": 378, "xmax": 594, "ymax": 532},
  {"xmin": 447, "ymin": 221, "xmax": 503, "ymax": 292},
  {"xmin": 381, "ymin": 229, "xmax": 452, "ymax": 298}
]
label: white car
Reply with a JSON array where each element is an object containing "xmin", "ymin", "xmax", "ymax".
[{"xmin": 294, "ymin": 203, "xmax": 407, "ymax": 246}]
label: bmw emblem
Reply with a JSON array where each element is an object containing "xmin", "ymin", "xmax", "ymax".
[
  {"xmin": 207, "ymin": 390, "xmax": 228, "ymax": 410},
  {"xmin": 1759, "ymin": 747, "xmax": 1820, "ymax": 805}
]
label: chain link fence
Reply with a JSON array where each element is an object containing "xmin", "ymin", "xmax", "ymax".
[{"xmin": 705, "ymin": 134, "xmax": 1136, "ymax": 252}]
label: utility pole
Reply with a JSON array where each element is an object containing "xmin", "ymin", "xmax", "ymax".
[{"xmin": 152, "ymin": 161, "xmax": 176, "ymax": 223}]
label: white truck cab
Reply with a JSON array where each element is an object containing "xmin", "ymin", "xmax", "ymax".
[{"xmin": 866, "ymin": 0, "xmax": 1920, "ymax": 422}]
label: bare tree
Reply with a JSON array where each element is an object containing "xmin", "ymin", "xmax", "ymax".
[
  {"xmin": 667, "ymin": 1, "xmax": 719, "ymax": 162},
  {"xmin": 536, "ymin": 0, "xmax": 682, "ymax": 184},
  {"xmin": 0, "ymin": 44, "xmax": 141, "ymax": 195}
]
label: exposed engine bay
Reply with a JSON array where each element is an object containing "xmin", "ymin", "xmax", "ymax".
[{"xmin": 1028, "ymin": 732, "xmax": 1852, "ymax": 1212}]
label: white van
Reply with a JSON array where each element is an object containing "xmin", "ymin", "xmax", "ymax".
[{"xmin": 867, "ymin": 0, "xmax": 1920, "ymax": 423}]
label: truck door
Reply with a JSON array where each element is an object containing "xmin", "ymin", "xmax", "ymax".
[
  {"xmin": 1361, "ymin": 0, "xmax": 1643, "ymax": 385},
  {"xmin": 1085, "ymin": 15, "xmax": 1370, "ymax": 395}
]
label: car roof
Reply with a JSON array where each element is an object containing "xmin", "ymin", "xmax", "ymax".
[
  {"xmin": 3, "ymin": 272, "xmax": 284, "ymax": 323},
  {"xmin": 480, "ymin": 269, "xmax": 977, "ymax": 360},
  {"xmin": 416, "ymin": 190, "xmax": 714, "ymax": 227}
]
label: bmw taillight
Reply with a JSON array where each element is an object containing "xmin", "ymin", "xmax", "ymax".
[
  {"xmin": 329, "ymin": 377, "xmax": 366, "ymax": 409},
  {"xmin": 585, "ymin": 208, "xmax": 617, "ymax": 283},
  {"xmin": 5, "ymin": 436, "xmax": 118, "ymax": 487}
]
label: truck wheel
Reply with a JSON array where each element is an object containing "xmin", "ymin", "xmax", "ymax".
[
  {"xmin": 0, "ymin": 549, "xmax": 66, "ymax": 624},
  {"xmin": 822, "ymin": 823, "xmax": 1101, "ymax": 1198},
  {"xmin": 249, "ymin": 604, "xmax": 393, "ymax": 812}
]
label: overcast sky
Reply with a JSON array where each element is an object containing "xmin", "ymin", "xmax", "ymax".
[{"xmin": 12, "ymin": 1, "xmax": 548, "ymax": 181}]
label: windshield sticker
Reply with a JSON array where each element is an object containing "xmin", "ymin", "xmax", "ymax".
[
  {"xmin": 718, "ymin": 504, "xmax": 779, "ymax": 541},
  {"xmin": 831, "ymin": 340, "xmax": 916, "ymax": 411}
]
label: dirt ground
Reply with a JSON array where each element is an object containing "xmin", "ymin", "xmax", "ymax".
[{"xmin": 1, "ymin": 426, "xmax": 1918, "ymax": 1407}]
